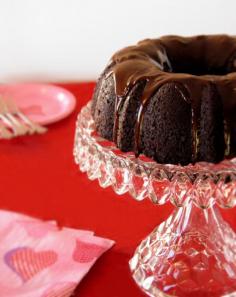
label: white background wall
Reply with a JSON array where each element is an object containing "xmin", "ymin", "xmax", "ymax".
[{"xmin": 0, "ymin": 0, "xmax": 235, "ymax": 82}]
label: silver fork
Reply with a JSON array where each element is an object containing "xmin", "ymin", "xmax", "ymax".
[
  {"xmin": 0, "ymin": 97, "xmax": 28, "ymax": 136},
  {"xmin": 6, "ymin": 98, "xmax": 47, "ymax": 134},
  {"xmin": 0, "ymin": 121, "xmax": 13, "ymax": 139}
]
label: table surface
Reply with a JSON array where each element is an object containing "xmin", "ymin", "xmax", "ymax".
[{"xmin": 1, "ymin": 82, "xmax": 236, "ymax": 297}]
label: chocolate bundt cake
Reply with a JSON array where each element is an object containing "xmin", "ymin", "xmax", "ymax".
[{"xmin": 91, "ymin": 35, "xmax": 236, "ymax": 165}]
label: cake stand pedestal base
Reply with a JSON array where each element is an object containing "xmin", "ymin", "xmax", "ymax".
[{"xmin": 130, "ymin": 201, "xmax": 236, "ymax": 297}]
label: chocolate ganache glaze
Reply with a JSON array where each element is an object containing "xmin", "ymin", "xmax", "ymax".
[{"xmin": 92, "ymin": 35, "xmax": 236, "ymax": 165}]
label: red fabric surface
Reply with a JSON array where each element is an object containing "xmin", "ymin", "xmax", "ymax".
[{"xmin": 0, "ymin": 82, "xmax": 236, "ymax": 297}]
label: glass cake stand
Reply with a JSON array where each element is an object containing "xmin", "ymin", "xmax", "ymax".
[{"xmin": 74, "ymin": 101, "xmax": 236, "ymax": 297}]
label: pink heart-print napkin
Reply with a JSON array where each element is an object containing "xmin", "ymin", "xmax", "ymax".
[{"xmin": 0, "ymin": 210, "xmax": 114, "ymax": 297}]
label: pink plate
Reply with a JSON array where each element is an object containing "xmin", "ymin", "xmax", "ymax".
[{"xmin": 0, "ymin": 83, "xmax": 76, "ymax": 125}]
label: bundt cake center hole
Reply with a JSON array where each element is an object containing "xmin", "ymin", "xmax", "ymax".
[{"xmin": 166, "ymin": 56, "xmax": 234, "ymax": 76}]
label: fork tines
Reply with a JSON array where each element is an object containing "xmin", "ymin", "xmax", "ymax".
[{"xmin": 0, "ymin": 96, "xmax": 47, "ymax": 139}]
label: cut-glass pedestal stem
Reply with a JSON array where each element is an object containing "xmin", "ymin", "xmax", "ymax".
[{"xmin": 130, "ymin": 201, "xmax": 236, "ymax": 297}]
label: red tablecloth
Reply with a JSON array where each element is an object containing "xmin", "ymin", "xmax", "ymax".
[{"xmin": 1, "ymin": 82, "xmax": 236, "ymax": 297}]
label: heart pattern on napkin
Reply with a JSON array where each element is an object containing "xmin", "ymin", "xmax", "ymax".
[
  {"xmin": 4, "ymin": 247, "xmax": 58, "ymax": 282},
  {"xmin": 73, "ymin": 239, "xmax": 107, "ymax": 263},
  {"xmin": 42, "ymin": 282, "xmax": 77, "ymax": 297}
]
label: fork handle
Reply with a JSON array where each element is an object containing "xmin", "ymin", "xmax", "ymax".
[
  {"xmin": 0, "ymin": 122, "xmax": 13, "ymax": 139},
  {"xmin": 0, "ymin": 114, "xmax": 19, "ymax": 136},
  {"xmin": 6, "ymin": 113, "xmax": 28, "ymax": 135},
  {"xmin": 17, "ymin": 112, "xmax": 47, "ymax": 134}
]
